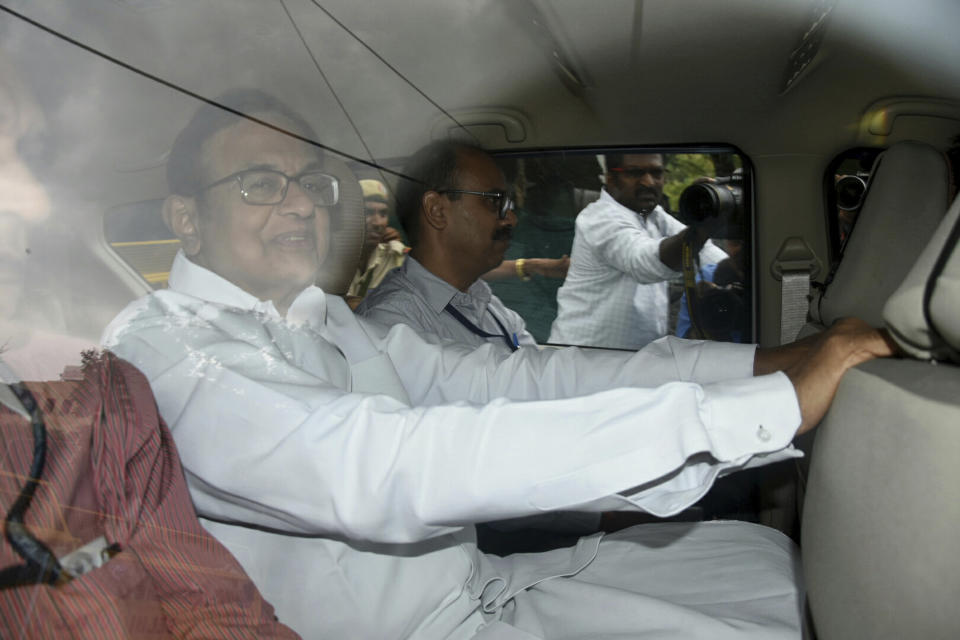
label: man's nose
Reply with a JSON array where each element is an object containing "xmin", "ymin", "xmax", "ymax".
[
  {"xmin": 0, "ymin": 153, "xmax": 51, "ymax": 222},
  {"xmin": 503, "ymin": 204, "xmax": 518, "ymax": 227},
  {"xmin": 638, "ymin": 171, "xmax": 658, "ymax": 187},
  {"xmin": 279, "ymin": 179, "xmax": 317, "ymax": 218}
]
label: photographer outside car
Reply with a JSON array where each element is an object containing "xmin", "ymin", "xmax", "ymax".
[{"xmin": 549, "ymin": 152, "xmax": 728, "ymax": 350}]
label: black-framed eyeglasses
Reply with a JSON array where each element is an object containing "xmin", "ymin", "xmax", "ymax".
[
  {"xmin": 609, "ymin": 167, "xmax": 668, "ymax": 181},
  {"xmin": 436, "ymin": 189, "xmax": 515, "ymax": 220},
  {"xmin": 198, "ymin": 169, "xmax": 340, "ymax": 207}
]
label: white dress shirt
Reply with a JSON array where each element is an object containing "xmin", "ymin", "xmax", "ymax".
[
  {"xmin": 359, "ymin": 256, "xmax": 608, "ymax": 538},
  {"xmin": 357, "ymin": 256, "xmax": 537, "ymax": 354},
  {"xmin": 103, "ymin": 251, "xmax": 803, "ymax": 639},
  {"xmin": 550, "ymin": 189, "xmax": 728, "ymax": 350}
]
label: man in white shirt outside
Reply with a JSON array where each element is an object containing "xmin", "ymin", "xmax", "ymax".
[
  {"xmin": 103, "ymin": 90, "xmax": 894, "ymax": 639},
  {"xmin": 550, "ymin": 153, "xmax": 728, "ymax": 350}
]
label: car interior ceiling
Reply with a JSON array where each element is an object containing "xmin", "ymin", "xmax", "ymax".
[{"xmin": 2, "ymin": 1, "xmax": 960, "ymax": 638}]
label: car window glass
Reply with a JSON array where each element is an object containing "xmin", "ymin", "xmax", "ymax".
[
  {"xmin": 483, "ymin": 149, "xmax": 753, "ymax": 349},
  {"xmin": 825, "ymin": 148, "xmax": 881, "ymax": 260}
]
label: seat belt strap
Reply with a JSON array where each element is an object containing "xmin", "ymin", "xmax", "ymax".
[
  {"xmin": 771, "ymin": 236, "xmax": 821, "ymax": 345},
  {"xmin": 780, "ymin": 270, "xmax": 810, "ymax": 344}
]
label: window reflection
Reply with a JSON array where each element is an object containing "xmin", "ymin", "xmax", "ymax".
[{"xmin": 0, "ymin": 56, "xmax": 95, "ymax": 382}]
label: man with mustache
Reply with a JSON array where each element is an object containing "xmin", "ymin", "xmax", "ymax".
[
  {"xmin": 359, "ymin": 142, "xmax": 610, "ymax": 554},
  {"xmin": 550, "ymin": 153, "xmax": 728, "ymax": 350},
  {"xmin": 358, "ymin": 141, "xmax": 538, "ymax": 354}
]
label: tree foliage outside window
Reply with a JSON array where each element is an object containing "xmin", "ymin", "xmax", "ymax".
[{"xmin": 663, "ymin": 154, "xmax": 713, "ymax": 212}]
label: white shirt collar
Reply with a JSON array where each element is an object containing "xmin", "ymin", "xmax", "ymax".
[{"xmin": 167, "ymin": 250, "xmax": 327, "ymax": 328}]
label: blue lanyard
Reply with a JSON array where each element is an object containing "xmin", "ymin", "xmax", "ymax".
[{"xmin": 444, "ymin": 304, "xmax": 519, "ymax": 352}]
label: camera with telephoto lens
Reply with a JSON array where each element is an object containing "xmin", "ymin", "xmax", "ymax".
[
  {"xmin": 677, "ymin": 174, "xmax": 745, "ymax": 239},
  {"xmin": 677, "ymin": 172, "xmax": 748, "ymax": 340}
]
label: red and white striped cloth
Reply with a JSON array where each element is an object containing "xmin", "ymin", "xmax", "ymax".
[{"xmin": 0, "ymin": 352, "xmax": 300, "ymax": 639}]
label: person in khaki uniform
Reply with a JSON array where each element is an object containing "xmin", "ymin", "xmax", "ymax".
[{"xmin": 345, "ymin": 179, "xmax": 408, "ymax": 309}]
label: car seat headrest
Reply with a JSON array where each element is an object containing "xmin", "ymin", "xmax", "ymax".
[
  {"xmin": 314, "ymin": 155, "xmax": 365, "ymax": 296},
  {"xmin": 883, "ymin": 192, "xmax": 960, "ymax": 362},
  {"xmin": 813, "ymin": 141, "xmax": 950, "ymax": 327}
]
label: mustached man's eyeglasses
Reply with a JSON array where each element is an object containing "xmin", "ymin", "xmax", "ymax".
[
  {"xmin": 437, "ymin": 189, "xmax": 515, "ymax": 220},
  {"xmin": 609, "ymin": 167, "xmax": 668, "ymax": 181},
  {"xmin": 198, "ymin": 169, "xmax": 339, "ymax": 207}
]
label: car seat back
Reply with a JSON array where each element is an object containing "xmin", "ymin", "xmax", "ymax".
[
  {"xmin": 802, "ymin": 191, "xmax": 960, "ymax": 640},
  {"xmin": 809, "ymin": 141, "xmax": 950, "ymax": 328}
]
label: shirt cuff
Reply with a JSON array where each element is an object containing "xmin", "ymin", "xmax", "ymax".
[{"xmin": 700, "ymin": 371, "xmax": 801, "ymax": 461}]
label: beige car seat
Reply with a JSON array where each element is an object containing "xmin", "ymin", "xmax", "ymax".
[
  {"xmin": 808, "ymin": 140, "xmax": 951, "ymax": 329},
  {"xmin": 801, "ymin": 178, "xmax": 960, "ymax": 639}
]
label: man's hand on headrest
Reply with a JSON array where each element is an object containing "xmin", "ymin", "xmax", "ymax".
[{"xmin": 786, "ymin": 317, "xmax": 898, "ymax": 435}]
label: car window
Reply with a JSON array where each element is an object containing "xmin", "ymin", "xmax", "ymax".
[
  {"xmin": 485, "ymin": 149, "xmax": 753, "ymax": 348},
  {"xmin": 824, "ymin": 147, "xmax": 881, "ymax": 260},
  {"xmin": 104, "ymin": 200, "xmax": 177, "ymax": 288}
]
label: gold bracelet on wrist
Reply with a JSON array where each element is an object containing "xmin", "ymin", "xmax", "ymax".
[{"xmin": 515, "ymin": 258, "xmax": 531, "ymax": 281}]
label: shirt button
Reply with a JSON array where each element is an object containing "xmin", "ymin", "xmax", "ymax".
[{"xmin": 757, "ymin": 425, "xmax": 772, "ymax": 442}]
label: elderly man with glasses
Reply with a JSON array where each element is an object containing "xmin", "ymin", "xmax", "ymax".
[{"xmin": 104, "ymin": 90, "xmax": 895, "ymax": 640}]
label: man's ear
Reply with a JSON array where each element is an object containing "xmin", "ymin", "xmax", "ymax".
[
  {"xmin": 162, "ymin": 194, "xmax": 202, "ymax": 256},
  {"xmin": 420, "ymin": 190, "xmax": 448, "ymax": 232}
]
